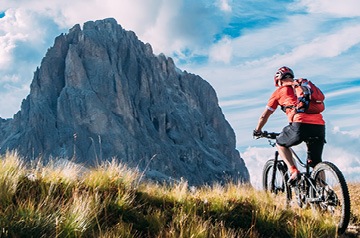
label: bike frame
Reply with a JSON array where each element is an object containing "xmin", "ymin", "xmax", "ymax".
[
  {"xmin": 260, "ymin": 131, "xmax": 351, "ymax": 234},
  {"xmin": 267, "ymin": 136, "xmax": 321, "ymax": 204},
  {"xmin": 269, "ymin": 138, "xmax": 321, "ymax": 203}
]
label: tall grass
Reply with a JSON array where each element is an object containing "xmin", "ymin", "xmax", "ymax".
[
  {"xmin": 348, "ymin": 183, "xmax": 360, "ymax": 228},
  {"xmin": 0, "ymin": 152, "xmax": 24, "ymax": 207},
  {"xmin": 0, "ymin": 152, "xmax": 357, "ymax": 237}
]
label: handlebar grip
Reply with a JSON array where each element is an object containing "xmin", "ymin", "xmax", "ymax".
[{"xmin": 262, "ymin": 131, "xmax": 279, "ymax": 139}]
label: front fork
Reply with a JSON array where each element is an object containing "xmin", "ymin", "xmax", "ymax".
[{"xmin": 270, "ymin": 151, "xmax": 279, "ymax": 193}]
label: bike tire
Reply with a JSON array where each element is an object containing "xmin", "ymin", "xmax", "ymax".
[
  {"xmin": 262, "ymin": 159, "xmax": 292, "ymax": 202},
  {"xmin": 310, "ymin": 161, "xmax": 351, "ymax": 234}
]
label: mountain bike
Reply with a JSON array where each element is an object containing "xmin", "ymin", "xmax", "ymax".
[{"xmin": 258, "ymin": 131, "xmax": 351, "ymax": 234}]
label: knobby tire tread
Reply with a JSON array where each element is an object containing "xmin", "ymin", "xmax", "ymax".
[
  {"xmin": 262, "ymin": 159, "xmax": 291, "ymax": 201},
  {"xmin": 311, "ymin": 161, "xmax": 351, "ymax": 234}
]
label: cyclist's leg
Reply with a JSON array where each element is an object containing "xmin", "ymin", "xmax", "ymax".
[
  {"xmin": 304, "ymin": 124, "xmax": 326, "ymax": 168},
  {"xmin": 276, "ymin": 123, "xmax": 303, "ymax": 147},
  {"xmin": 277, "ymin": 144, "xmax": 296, "ymax": 170},
  {"xmin": 276, "ymin": 123, "xmax": 303, "ymax": 181},
  {"xmin": 304, "ymin": 124, "xmax": 326, "ymax": 185}
]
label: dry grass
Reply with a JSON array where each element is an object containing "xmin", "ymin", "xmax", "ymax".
[
  {"xmin": 348, "ymin": 183, "xmax": 360, "ymax": 227},
  {"xmin": 0, "ymin": 152, "xmax": 358, "ymax": 237}
]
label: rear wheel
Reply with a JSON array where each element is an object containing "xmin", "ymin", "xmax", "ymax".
[
  {"xmin": 310, "ymin": 161, "xmax": 351, "ymax": 234},
  {"xmin": 262, "ymin": 159, "xmax": 291, "ymax": 202}
]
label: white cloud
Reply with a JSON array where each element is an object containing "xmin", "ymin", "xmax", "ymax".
[
  {"xmin": 287, "ymin": 24, "xmax": 360, "ymax": 60},
  {"xmin": 0, "ymin": 8, "xmax": 61, "ymax": 118},
  {"xmin": 209, "ymin": 37, "xmax": 233, "ymax": 63},
  {"xmin": 0, "ymin": 34, "xmax": 15, "ymax": 69},
  {"xmin": 325, "ymin": 86, "xmax": 360, "ymax": 99},
  {"xmin": 0, "ymin": 8, "xmax": 48, "ymax": 41},
  {"xmin": 296, "ymin": 0, "xmax": 360, "ymax": 17},
  {"xmin": 0, "ymin": 8, "xmax": 61, "ymax": 69},
  {"xmin": 221, "ymin": 20, "xmax": 360, "ymax": 79},
  {"xmin": 1, "ymin": 74, "xmax": 21, "ymax": 84},
  {"xmin": 323, "ymin": 143, "xmax": 360, "ymax": 182},
  {"xmin": 217, "ymin": 0, "xmax": 232, "ymax": 12},
  {"xmin": 0, "ymin": 9, "xmax": 31, "ymax": 69},
  {"xmin": 241, "ymin": 146, "xmax": 275, "ymax": 189},
  {"xmin": 1, "ymin": 0, "xmax": 166, "ymax": 35},
  {"xmin": 1, "ymin": 0, "xmax": 232, "ymax": 58},
  {"xmin": 139, "ymin": 0, "xmax": 184, "ymax": 55},
  {"xmin": 0, "ymin": 83, "xmax": 29, "ymax": 118}
]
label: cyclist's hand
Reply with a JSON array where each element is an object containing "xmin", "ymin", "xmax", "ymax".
[{"xmin": 253, "ymin": 129, "xmax": 262, "ymax": 138}]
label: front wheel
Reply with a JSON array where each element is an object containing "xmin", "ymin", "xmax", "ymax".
[
  {"xmin": 262, "ymin": 159, "xmax": 291, "ymax": 202},
  {"xmin": 310, "ymin": 161, "xmax": 351, "ymax": 234}
]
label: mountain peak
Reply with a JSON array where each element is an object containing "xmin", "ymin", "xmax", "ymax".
[{"xmin": 0, "ymin": 18, "xmax": 249, "ymax": 185}]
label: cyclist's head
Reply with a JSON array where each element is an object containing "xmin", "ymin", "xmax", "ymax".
[{"xmin": 274, "ymin": 66, "xmax": 294, "ymax": 86}]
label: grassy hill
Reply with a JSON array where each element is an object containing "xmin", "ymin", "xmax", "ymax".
[{"xmin": 0, "ymin": 152, "xmax": 359, "ymax": 237}]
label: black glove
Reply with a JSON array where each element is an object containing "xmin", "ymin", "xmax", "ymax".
[{"xmin": 253, "ymin": 129, "xmax": 262, "ymax": 138}]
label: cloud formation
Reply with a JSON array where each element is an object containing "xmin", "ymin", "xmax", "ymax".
[{"xmin": 296, "ymin": 0, "xmax": 360, "ymax": 17}]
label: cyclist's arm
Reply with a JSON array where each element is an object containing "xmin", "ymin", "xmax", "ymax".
[
  {"xmin": 255, "ymin": 108, "xmax": 273, "ymax": 132},
  {"xmin": 255, "ymin": 89, "xmax": 278, "ymax": 132}
]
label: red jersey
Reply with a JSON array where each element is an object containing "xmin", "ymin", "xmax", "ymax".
[{"xmin": 266, "ymin": 85, "xmax": 325, "ymax": 125}]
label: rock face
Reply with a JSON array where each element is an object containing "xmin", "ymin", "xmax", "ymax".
[{"xmin": 0, "ymin": 18, "xmax": 249, "ymax": 185}]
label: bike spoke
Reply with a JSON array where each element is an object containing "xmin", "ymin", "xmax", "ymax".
[
  {"xmin": 262, "ymin": 160, "xmax": 291, "ymax": 203},
  {"xmin": 310, "ymin": 162, "xmax": 350, "ymax": 234}
]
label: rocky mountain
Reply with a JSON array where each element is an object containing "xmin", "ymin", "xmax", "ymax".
[{"xmin": 0, "ymin": 18, "xmax": 249, "ymax": 185}]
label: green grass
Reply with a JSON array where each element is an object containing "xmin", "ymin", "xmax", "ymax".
[{"xmin": 0, "ymin": 152, "xmax": 358, "ymax": 237}]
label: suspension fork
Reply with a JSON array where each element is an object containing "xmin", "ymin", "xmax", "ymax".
[{"xmin": 270, "ymin": 151, "xmax": 279, "ymax": 193}]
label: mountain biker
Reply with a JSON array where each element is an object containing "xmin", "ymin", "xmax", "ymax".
[{"xmin": 253, "ymin": 66, "xmax": 326, "ymax": 185}]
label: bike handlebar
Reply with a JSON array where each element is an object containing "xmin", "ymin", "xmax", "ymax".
[
  {"xmin": 256, "ymin": 131, "xmax": 306, "ymax": 166},
  {"xmin": 258, "ymin": 131, "xmax": 280, "ymax": 139}
]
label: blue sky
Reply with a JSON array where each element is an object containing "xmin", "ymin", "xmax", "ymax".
[{"xmin": 1, "ymin": 0, "xmax": 360, "ymax": 187}]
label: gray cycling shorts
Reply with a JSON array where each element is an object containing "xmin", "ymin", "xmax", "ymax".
[{"xmin": 276, "ymin": 122, "xmax": 325, "ymax": 167}]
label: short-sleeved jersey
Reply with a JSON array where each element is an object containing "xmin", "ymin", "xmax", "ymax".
[{"xmin": 266, "ymin": 85, "xmax": 325, "ymax": 125}]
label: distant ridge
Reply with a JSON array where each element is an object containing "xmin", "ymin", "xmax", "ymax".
[{"xmin": 0, "ymin": 18, "xmax": 249, "ymax": 185}]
